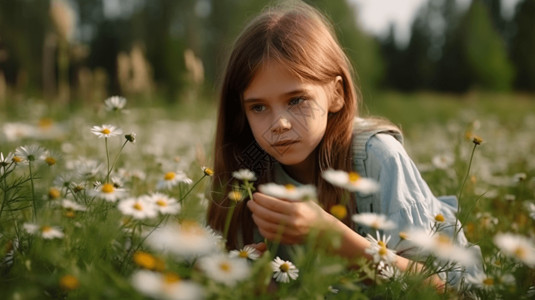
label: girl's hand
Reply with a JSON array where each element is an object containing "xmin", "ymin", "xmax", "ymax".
[
  {"xmin": 246, "ymin": 242, "xmax": 267, "ymax": 256},
  {"xmin": 246, "ymin": 192, "xmax": 335, "ymax": 244}
]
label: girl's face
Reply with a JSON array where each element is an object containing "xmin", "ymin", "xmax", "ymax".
[{"xmin": 242, "ymin": 61, "xmax": 340, "ymax": 171}]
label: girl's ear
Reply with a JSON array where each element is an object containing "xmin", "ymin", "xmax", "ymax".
[{"xmin": 329, "ymin": 76, "xmax": 344, "ymax": 113}]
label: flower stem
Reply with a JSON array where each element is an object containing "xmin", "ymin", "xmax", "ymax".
[
  {"xmin": 223, "ymin": 201, "xmax": 236, "ymax": 241},
  {"xmin": 29, "ymin": 161, "xmax": 36, "ymax": 221},
  {"xmin": 457, "ymin": 144, "xmax": 478, "ymax": 204},
  {"xmin": 180, "ymin": 174, "xmax": 206, "ymax": 202},
  {"xmin": 105, "ymin": 138, "xmax": 111, "ymax": 183},
  {"xmin": 106, "ymin": 140, "xmax": 128, "ymax": 181}
]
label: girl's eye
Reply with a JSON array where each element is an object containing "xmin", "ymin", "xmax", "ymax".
[
  {"xmin": 250, "ymin": 104, "xmax": 266, "ymax": 112},
  {"xmin": 289, "ymin": 97, "xmax": 305, "ymax": 106}
]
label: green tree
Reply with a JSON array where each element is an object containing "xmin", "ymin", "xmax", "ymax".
[{"xmin": 511, "ymin": 0, "xmax": 535, "ymax": 91}]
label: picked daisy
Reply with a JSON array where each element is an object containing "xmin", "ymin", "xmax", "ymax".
[
  {"xmin": 232, "ymin": 169, "xmax": 257, "ymax": 181},
  {"xmin": 104, "ymin": 96, "xmax": 127, "ymax": 111},
  {"xmin": 271, "ymin": 256, "xmax": 299, "ymax": 283},
  {"xmin": 23, "ymin": 223, "xmax": 64, "ymax": 239},
  {"xmin": 92, "ymin": 182, "xmax": 127, "ymax": 202},
  {"xmin": 229, "ymin": 245, "xmax": 261, "ymax": 260},
  {"xmin": 198, "ymin": 253, "xmax": 251, "ymax": 286},
  {"xmin": 90, "ymin": 124, "xmax": 123, "ymax": 138},
  {"xmin": 365, "ymin": 232, "xmax": 397, "ymax": 265},
  {"xmin": 118, "ymin": 196, "xmax": 158, "ymax": 220},
  {"xmin": 493, "ymin": 233, "xmax": 535, "ymax": 267},
  {"xmin": 352, "ymin": 213, "xmax": 396, "ymax": 231},
  {"xmin": 259, "ymin": 183, "xmax": 316, "ymax": 201},
  {"xmin": 14, "ymin": 144, "xmax": 46, "ymax": 164},
  {"xmin": 146, "ymin": 221, "xmax": 219, "ymax": 258},
  {"xmin": 322, "ymin": 169, "xmax": 379, "ymax": 195},
  {"xmin": 147, "ymin": 193, "xmax": 181, "ymax": 215},
  {"xmin": 131, "ymin": 270, "xmax": 204, "ymax": 300},
  {"xmin": 156, "ymin": 170, "xmax": 193, "ymax": 190}
]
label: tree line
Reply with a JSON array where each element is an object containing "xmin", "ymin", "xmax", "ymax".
[{"xmin": 0, "ymin": 0, "xmax": 533, "ymax": 103}]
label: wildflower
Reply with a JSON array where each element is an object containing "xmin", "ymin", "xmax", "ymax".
[
  {"xmin": 493, "ymin": 233, "xmax": 535, "ymax": 267},
  {"xmin": 476, "ymin": 212, "xmax": 498, "ymax": 230},
  {"xmin": 352, "ymin": 213, "xmax": 396, "ymax": 231},
  {"xmin": 156, "ymin": 170, "xmax": 193, "ymax": 190},
  {"xmin": 41, "ymin": 150, "xmax": 61, "ymax": 166},
  {"xmin": 322, "ymin": 169, "xmax": 379, "ymax": 195},
  {"xmin": 93, "ymin": 182, "xmax": 127, "ymax": 202},
  {"xmin": 431, "ymin": 154, "xmax": 454, "ymax": 170},
  {"xmin": 377, "ymin": 261, "xmax": 403, "ymax": 282},
  {"xmin": 59, "ymin": 274, "xmax": 80, "ymax": 291},
  {"xmin": 472, "ymin": 136, "xmax": 483, "ymax": 145},
  {"xmin": 229, "ymin": 245, "xmax": 260, "ymax": 260},
  {"xmin": 228, "ymin": 190, "xmax": 243, "ymax": 202},
  {"xmin": 147, "ymin": 193, "xmax": 181, "ymax": 215},
  {"xmin": 330, "ymin": 204, "xmax": 347, "ymax": 220},
  {"xmin": 405, "ymin": 228, "xmax": 477, "ymax": 267},
  {"xmin": 23, "ymin": 223, "xmax": 64, "ymax": 239},
  {"xmin": 365, "ymin": 232, "xmax": 397, "ymax": 265},
  {"xmin": 61, "ymin": 199, "xmax": 87, "ymax": 212},
  {"xmin": 465, "ymin": 272, "xmax": 495, "ymax": 291},
  {"xmin": 198, "ymin": 253, "xmax": 250, "ymax": 286},
  {"xmin": 48, "ymin": 187, "xmax": 61, "ymax": 200},
  {"xmin": 202, "ymin": 166, "xmax": 214, "ymax": 177},
  {"xmin": 146, "ymin": 221, "xmax": 219, "ymax": 258},
  {"xmin": 232, "ymin": 169, "xmax": 257, "ymax": 181},
  {"xmin": 133, "ymin": 251, "xmax": 165, "ymax": 271},
  {"xmin": 434, "ymin": 214, "xmax": 445, "ymax": 223},
  {"xmin": 90, "ymin": 124, "xmax": 123, "ymax": 138},
  {"xmin": 131, "ymin": 270, "xmax": 204, "ymax": 300},
  {"xmin": 104, "ymin": 95, "xmax": 127, "ymax": 111},
  {"xmin": 3, "ymin": 122, "xmax": 34, "ymax": 141},
  {"xmin": 513, "ymin": 173, "xmax": 527, "ymax": 183},
  {"xmin": 524, "ymin": 201, "xmax": 535, "ymax": 220},
  {"xmin": 14, "ymin": 145, "xmax": 45, "ymax": 163},
  {"xmin": 0, "ymin": 152, "xmax": 14, "ymax": 167},
  {"xmin": 271, "ymin": 256, "xmax": 299, "ymax": 283},
  {"xmin": 67, "ymin": 158, "xmax": 102, "ymax": 179},
  {"xmin": 118, "ymin": 196, "xmax": 158, "ymax": 220},
  {"xmin": 259, "ymin": 183, "xmax": 316, "ymax": 201},
  {"xmin": 125, "ymin": 132, "xmax": 136, "ymax": 143}
]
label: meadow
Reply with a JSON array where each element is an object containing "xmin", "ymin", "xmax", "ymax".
[{"xmin": 0, "ymin": 92, "xmax": 533, "ymax": 299}]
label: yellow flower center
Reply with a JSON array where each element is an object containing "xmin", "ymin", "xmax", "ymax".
[
  {"xmin": 133, "ymin": 251, "xmax": 156, "ymax": 269},
  {"xmin": 280, "ymin": 263, "xmax": 290, "ymax": 272},
  {"xmin": 348, "ymin": 172, "xmax": 360, "ymax": 183},
  {"xmin": 378, "ymin": 246, "xmax": 388, "ymax": 256},
  {"xmin": 65, "ymin": 210, "xmax": 75, "ymax": 218},
  {"xmin": 378, "ymin": 241, "xmax": 386, "ymax": 248},
  {"xmin": 59, "ymin": 275, "xmax": 80, "ymax": 291},
  {"xmin": 164, "ymin": 172, "xmax": 175, "ymax": 181},
  {"xmin": 12, "ymin": 156, "xmax": 22, "ymax": 163},
  {"xmin": 399, "ymin": 232, "xmax": 408, "ymax": 240},
  {"xmin": 48, "ymin": 188, "xmax": 61, "ymax": 199},
  {"xmin": 483, "ymin": 277, "xmax": 494, "ymax": 286},
  {"xmin": 219, "ymin": 262, "xmax": 231, "ymax": 273},
  {"xmin": 434, "ymin": 214, "xmax": 445, "ymax": 222},
  {"xmin": 239, "ymin": 250, "xmax": 249, "ymax": 258},
  {"xmin": 45, "ymin": 156, "xmax": 56, "ymax": 166},
  {"xmin": 41, "ymin": 226, "xmax": 52, "ymax": 233},
  {"xmin": 133, "ymin": 203, "xmax": 143, "ymax": 211},
  {"xmin": 38, "ymin": 118, "xmax": 53, "ymax": 129},
  {"xmin": 514, "ymin": 246, "xmax": 526, "ymax": 259},
  {"xmin": 284, "ymin": 184, "xmax": 295, "ymax": 191},
  {"xmin": 156, "ymin": 199, "xmax": 167, "ymax": 207},
  {"xmin": 163, "ymin": 272, "xmax": 181, "ymax": 284},
  {"xmin": 228, "ymin": 190, "xmax": 243, "ymax": 202},
  {"xmin": 203, "ymin": 167, "xmax": 214, "ymax": 176},
  {"xmin": 330, "ymin": 205, "xmax": 347, "ymax": 220},
  {"xmin": 101, "ymin": 128, "xmax": 111, "ymax": 135},
  {"xmin": 472, "ymin": 136, "xmax": 483, "ymax": 145},
  {"xmin": 101, "ymin": 183, "xmax": 114, "ymax": 194},
  {"xmin": 436, "ymin": 234, "xmax": 452, "ymax": 246}
]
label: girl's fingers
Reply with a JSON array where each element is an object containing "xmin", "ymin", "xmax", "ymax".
[
  {"xmin": 250, "ymin": 192, "xmax": 294, "ymax": 214},
  {"xmin": 247, "ymin": 197, "xmax": 289, "ymax": 223}
]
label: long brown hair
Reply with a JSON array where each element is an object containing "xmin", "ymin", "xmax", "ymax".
[{"xmin": 207, "ymin": 1, "xmax": 360, "ymax": 249}]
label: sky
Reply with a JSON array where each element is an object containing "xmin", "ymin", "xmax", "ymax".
[{"xmin": 348, "ymin": 0, "xmax": 522, "ymax": 45}]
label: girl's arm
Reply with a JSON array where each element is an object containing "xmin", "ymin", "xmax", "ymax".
[{"xmin": 247, "ymin": 192, "xmax": 445, "ymax": 289}]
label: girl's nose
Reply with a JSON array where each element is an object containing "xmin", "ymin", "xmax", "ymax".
[{"xmin": 272, "ymin": 116, "xmax": 292, "ymax": 134}]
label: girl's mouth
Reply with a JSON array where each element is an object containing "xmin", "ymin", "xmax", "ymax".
[{"xmin": 272, "ymin": 140, "xmax": 299, "ymax": 147}]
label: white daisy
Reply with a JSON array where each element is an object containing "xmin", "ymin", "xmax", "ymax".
[
  {"xmin": 118, "ymin": 196, "xmax": 158, "ymax": 220},
  {"xmin": 352, "ymin": 213, "xmax": 396, "ymax": 231},
  {"xmin": 405, "ymin": 228, "xmax": 477, "ymax": 267},
  {"xmin": 3, "ymin": 122, "xmax": 35, "ymax": 141},
  {"xmin": 146, "ymin": 221, "xmax": 219, "ymax": 258},
  {"xmin": 61, "ymin": 199, "xmax": 87, "ymax": 211},
  {"xmin": 14, "ymin": 144, "xmax": 46, "ymax": 163},
  {"xmin": 258, "ymin": 183, "xmax": 316, "ymax": 201},
  {"xmin": 365, "ymin": 232, "xmax": 397, "ymax": 265},
  {"xmin": 271, "ymin": 256, "xmax": 299, "ymax": 283},
  {"xmin": 147, "ymin": 193, "xmax": 181, "ymax": 215},
  {"xmin": 524, "ymin": 201, "xmax": 535, "ymax": 220},
  {"xmin": 322, "ymin": 169, "xmax": 379, "ymax": 195},
  {"xmin": 232, "ymin": 169, "xmax": 257, "ymax": 181},
  {"xmin": 377, "ymin": 261, "xmax": 403, "ymax": 282},
  {"xmin": 431, "ymin": 154, "xmax": 454, "ymax": 170},
  {"xmin": 493, "ymin": 233, "xmax": 535, "ymax": 267},
  {"xmin": 93, "ymin": 182, "xmax": 127, "ymax": 202},
  {"xmin": 198, "ymin": 253, "xmax": 250, "ymax": 286},
  {"xmin": 23, "ymin": 223, "xmax": 64, "ymax": 239},
  {"xmin": 131, "ymin": 270, "xmax": 204, "ymax": 300},
  {"xmin": 465, "ymin": 272, "xmax": 496, "ymax": 291},
  {"xmin": 476, "ymin": 212, "xmax": 498, "ymax": 230},
  {"xmin": 104, "ymin": 96, "xmax": 127, "ymax": 111},
  {"xmin": 156, "ymin": 171, "xmax": 193, "ymax": 190},
  {"xmin": 90, "ymin": 124, "xmax": 123, "ymax": 138},
  {"xmin": 229, "ymin": 245, "xmax": 261, "ymax": 260},
  {"xmin": 0, "ymin": 152, "xmax": 14, "ymax": 167}
]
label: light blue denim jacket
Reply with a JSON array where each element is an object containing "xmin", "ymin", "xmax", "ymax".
[{"xmin": 268, "ymin": 117, "xmax": 483, "ymax": 286}]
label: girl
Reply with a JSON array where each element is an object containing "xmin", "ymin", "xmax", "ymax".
[{"xmin": 207, "ymin": 1, "xmax": 481, "ymax": 288}]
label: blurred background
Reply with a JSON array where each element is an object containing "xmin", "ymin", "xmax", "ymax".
[{"xmin": 0, "ymin": 0, "xmax": 534, "ymax": 106}]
